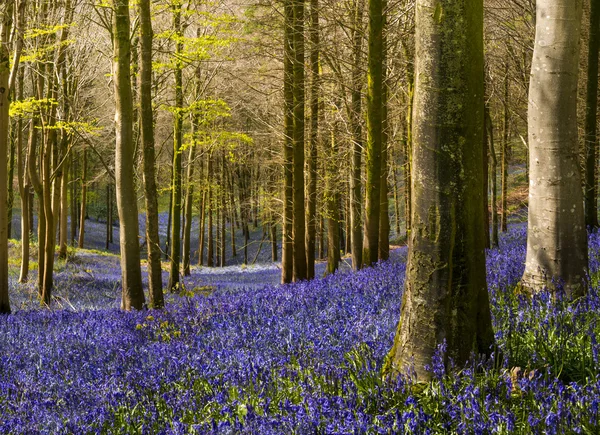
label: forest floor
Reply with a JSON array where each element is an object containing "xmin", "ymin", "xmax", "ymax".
[{"xmin": 2, "ymin": 222, "xmax": 600, "ymax": 433}]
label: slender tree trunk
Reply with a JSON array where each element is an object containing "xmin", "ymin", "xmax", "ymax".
[
  {"xmin": 17, "ymin": 67, "xmax": 29, "ymax": 283},
  {"xmin": 139, "ymin": 0, "xmax": 163, "ymax": 308},
  {"xmin": 165, "ymin": 176, "xmax": 172, "ymax": 260},
  {"xmin": 78, "ymin": 148, "xmax": 87, "ymax": 249},
  {"xmin": 482, "ymin": 79, "xmax": 490, "ymax": 249},
  {"xmin": 0, "ymin": 8, "xmax": 11, "ymax": 313},
  {"xmin": 350, "ymin": 0, "xmax": 364, "ymax": 270},
  {"xmin": 585, "ymin": 0, "xmax": 600, "ymax": 229},
  {"xmin": 487, "ymin": 107, "xmax": 499, "ymax": 248},
  {"xmin": 326, "ymin": 109, "xmax": 341, "ymax": 275},
  {"xmin": 378, "ymin": 22, "xmax": 389, "ymax": 261},
  {"xmin": 168, "ymin": 4, "xmax": 183, "ymax": 292},
  {"xmin": 113, "ymin": 0, "xmax": 145, "ymax": 310},
  {"xmin": 58, "ymin": 138, "xmax": 69, "ymax": 258},
  {"xmin": 500, "ymin": 65, "xmax": 509, "ymax": 233},
  {"xmin": 70, "ymin": 153, "xmax": 76, "ymax": 246},
  {"xmin": 271, "ymin": 213, "xmax": 278, "ymax": 262},
  {"xmin": 318, "ymin": 213, "xmax": 325, "ymax": 259},
  {"xmin": 182, "ymin": 145, "xmax": 196, "ymax": 276},
  {"xmin": 292, "ymin": 0, "xmax": 307, "ymax": 281},
  {"xmin": 387, "ymin": 0, "xmax": 494, "ymax": 381},
  {"xmin": 305, "ymin": 0, "xmax": 319, "ymax": 280},
  {"xmin": 207, "ymin": 156, "xmax": 214, "ymax": 267},
  {"xmin": 363, "ymin": 0, "xmax": 383, "ymax": 266},
  {"xmin": 198, "ymin": 186, "xmax": 206, "ymax": 266},
  {"xmin": 282, "ymin": 0, "xmax": 294, "ymax": 283},
  {"xmin": 521, "ymin": 0, "xmax": 587, "ymax": 297},
  {"xmin": 393, "ymin": 162, "xmax": 401, "ymax": 236},
  {"xmin": 7, "ymin": 124, "xmax": 14, "ymax": 239},
  {"xmin": 403, "ymin": 42, "xmax": 414, "ymax": 238}
]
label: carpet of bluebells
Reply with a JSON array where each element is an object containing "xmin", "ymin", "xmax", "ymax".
[{"xmin": 1, "ymin": 225, "xmax": 600, "ymax": 433}]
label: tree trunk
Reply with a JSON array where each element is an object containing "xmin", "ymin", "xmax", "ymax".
[
  {"xmin": 403, "ymin": 42, "xmax": 414, "ymax": 239},
  {"xmin": 585, "ymin": 0, "xmax": 600, "ymax": 229},
  {"xmin": 521, "ymin": 0, "xmax": 587, "ymax": 297},
  {"xmin": 70, "ymin": 153, "xmax": 76, "ymax": 246},
  {"xmin": 363, "ymin": 0, "xmax": 383, "ymax": 267},
  {"xmin": 16, "ymin": 66, "xmax": 29, "ymax": 283},
  {"xmin": 167, "ymin": 5, "xmax": 183, "ymax": 292},
  {"xmin": 350, "ymin": 0, "xmax": 365, "ymax": 271},
  {"xmin": 282, "ymin": 0, "xmax": 294, "ymax": 283},
  {"xmin": 182, "ymin": 145, "xmax": 196, "ymax": 276},
  {"xmin": 487, "ymin": 107, "xmax": 499, "ymax": 248},
  {"xmin": 326, "ymin": 119, "xmax": 340, "ymax": 275},
  {"xmin": 387, "ymin": 0, "xmax": 494, "ymax": 381},
  {"xmin": 113, "ymin": 0, "xmax": 145, "ymax": 310},
  {"xmin": 500, "ymin": 64, "xmax": 509, "ymax": 233},
  {"xmin": 139, "ymin": 0, "xmax": 163, "ymax": 308},
  {"xmin": 0, "ymin": 8, "xmax": 11, "ymax": 313},
  {"xmin": 305, "ymin": 0, "xmax": 319, "ymax": 280},
  {"xmin": 292, "ymin": 0, "xmax": 307, "ymax": 281},
  {"xmin": 7, "ymin": 124, "xmax": 14, "ymax": 240},
  {"xmin": 78, "ymin": 148, "xmax": 87, "ymax": 249},
  {"xmin": 378, "ymin": 25, "xmax": 389, "ymax": 261},
  {"xmin": 207, "ymin": 156, "xmax": 214, "ymax": 268},
  {"xmin": 198, "ymin": 187, "xmax": 206, "ymax": 266}
]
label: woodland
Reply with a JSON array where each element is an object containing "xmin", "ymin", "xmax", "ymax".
[{"xmin": 1, "ymin": 0, "xmax": 600, "ymax": 433}]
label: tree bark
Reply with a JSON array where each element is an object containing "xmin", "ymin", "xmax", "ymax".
[
  {"xmin": 113, "ymin": 0, "xmax": 145, "ymax": 310},
  {"xmin": 387, "ymin": 0, "xmax": 494, "ymax": 381},
  {"xmin": 363, "ymin": 0, "xmax": 383, "ymax": 267},
  {"xmin": 78, "ymin": 148, "xmax": 86, "ymax": 249},
  {"xmin": 282, "ymin": 0, "xmax": 294, "ymax": 283},
  {"xmin": 305, "ymin": 0, "xmax": 319, "ymax": 280},
  {"xmin": 585, "ymin": 0, "xmax": 600, "ymax": 229},
  {"xmin": 292, "ymin": 0, "xmax": 307, "ymax": 281},
  {"xmin": 0, "ymin": 7, "xmax": 11, "ymax": 313},
  {"xmin": 350, "ymin": 0, "xmax": 364, "ymax": 271},
  {"xmin": 378, "ymin": 19, "xmax": 389, "ymax": 261},
  {"xmin": 500, "ymin": 64, "xmax": 509, "ymax": 233},
  {"xmin": 326, "ymin": 105, "xmax": 341, "ymax": 275},
  {"xmin": 521, "ymin": 0, "xmax": 587, "ymax": 297},
  {"xmin": 182, "ymin": 144, "xmax": 196, "ymax": 276},
  {"xmin": 487, "ymin": 106, "xmax": 499, "ymax": 248},
  {"xmin": 138, "ymin": 0, "xmax": 163, "ymax": 308},
  {"xmin": 168, "ymin": 4, "xmax": 183, "ymax": 292}
]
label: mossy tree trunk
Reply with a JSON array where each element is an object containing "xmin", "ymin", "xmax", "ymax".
[
  {"xmin": 387, "ymin": 0, "xmax": 494, "ymax": 382},
  {"xmin": 112, "ymin": 0, "xmax": 145, "ymax": 310},
  {"xmin": 521, "ymin": 0, "xmax": 587, "ymax": 297}
]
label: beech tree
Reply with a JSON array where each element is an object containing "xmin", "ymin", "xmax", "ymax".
[
  {"xmin": 112, "ymin": 0, "xmax": 145, "ymax": 310},
  {"xmin": 521, "ymin": 0, "xmax": 587, "ymax": 296},
  {"xmin": 363, "ymin": 0, "xmax": 384, "ymax": 267},
  {"xmin": 0, "ymin": 3, "xmax": 12, "ymax": 314},
  {"xmin": 387, "ymin": 0, "xmax": 494, "ymax": 381},
  {"xmin": 139, "ymin": 0, "xmax": 163, "ymax": 308}
]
